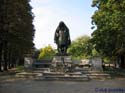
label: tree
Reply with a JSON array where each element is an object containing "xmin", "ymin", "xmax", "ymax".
[
  {"xmin": 38, "ymin": 45, "xmax": 56, "ymax": 60},
  {"xmin": 91, "ymin": 0, "xmax": 125, "ymax": 58},
  {"xmin": 0, "ymin": 0, "xmax": 35, "ymax": 71},
  {"xmin": 33, "ymin": 49, "xmax": 40, "ymax": 59},
  {"xmin": 68, "ymin": 35, "xmax": 93, "ymax": 59}
]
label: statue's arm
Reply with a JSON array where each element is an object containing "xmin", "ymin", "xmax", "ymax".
[
  {"xmin": 54, "ymin": 30, "xmax": 59, "ymax": 43},
  {"xmin": 67, "ymin": 28, "xmax": 71, "ymax": 45},
  {"xmin": 67, "ymin": 28, "xmax": 70, "ymax": 40}
]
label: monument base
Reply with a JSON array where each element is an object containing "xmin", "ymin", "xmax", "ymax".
[
  {"xmin": 51, "ymin": 55, "xmax": 72, "ymax": 72},
  {"xmin": 56, "ymin": 53, "xmax": 69, "ymax": 56},
  {"xmin": 38, "ymin": 72, "xmax": 89, "ymax": 81},
  {"xmin": 36, "ymin": 55, "xmax": 89, "ymax": 81}
]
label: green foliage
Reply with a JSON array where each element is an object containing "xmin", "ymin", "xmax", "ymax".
[
  {"xmin": 91, "ymin": 0, "xmax": 125, "ymax": 57},
  {"xmin": 0, "ymin": 0, "xmax": 35, "ymax": 71},
  {"xmin": 103, "ymin": 57, "xmax": 111, "ymax": 63},
  {"xmin": 92, "ymin": 48, "xmax": 99, "ymax": 57},
  {"xmin": 38, "ymin": 45, "xmax": 56, "ymax": 60},
  {"xmin": 68, "ymin": 35, "xmax": 93, "ymax": 59},
  {"xmin": 16, "ymin": 66, "xmax": 25, "ymax": 72},
  {"xmin": 33, "ymin": 49, "xmax": 40, "ymax": 59}
]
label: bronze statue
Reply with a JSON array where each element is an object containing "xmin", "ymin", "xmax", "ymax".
[{"xmin": 54, "ymin": 21, "xmax": 71, "ymax": 55}]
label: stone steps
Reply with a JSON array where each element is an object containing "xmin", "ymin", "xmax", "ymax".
[
  {"xmin": 87, "ymin": 73, "xmax": 111, "ymax": 79},
  {"xmin": 40, "ymin": 75, "xmax": 89, "ymax": 81},
  {"xmin": 36, "ymin": 72, "xmax": 89, "ymax": 81},
  {"xmin": 15, "ymin": 71, "xmax": 111, "ymax": 80},
  {"xmin": 15, "ymin": 72, "xmax": 42, "ymax": 78},
  {"xmin": 15, "ymin": 72, "xmax": 89, "ymax": 81},
  {"xmin": 86, "ymin": 71, "xmax": 111, "ymax": 79}
]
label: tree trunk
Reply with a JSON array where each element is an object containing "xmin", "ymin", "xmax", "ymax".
[
  {"xmin": 8, "ymin": 46, "xmax": 12, "ymax": 69},
  {"xmin": 120, "ymin": 55, "xmax": 125, "ymax": 68},
  {"xmin": 11, "ymin": 53, "xmax": 16, "ymax": 68},
  {"xmin": 3, "ymin": 41, "xmax": 8, "ymax": 71},
  {"xmin": 0, "ymin": 42, "xmax": 3, "ymax": 71},
  {"xmin": 11, "ymin": 57, "xmax": 15, "ymax": 68}
]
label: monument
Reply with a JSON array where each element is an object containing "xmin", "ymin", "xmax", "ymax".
[
  {"xmin": 40, "ymin": 21, "xmax": 89, "ymax": 81},
  {"xmin": 53, "ymin": 21, "xmax": 72, "ymax": 72},
  {"xmin": 54, "ymin": 21, "xmax": 71, "ymax": 55}
]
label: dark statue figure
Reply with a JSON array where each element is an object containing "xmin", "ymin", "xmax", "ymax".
[{"xmin": 54, "ymin": 21, "xmax": 71, "ymax": 55}]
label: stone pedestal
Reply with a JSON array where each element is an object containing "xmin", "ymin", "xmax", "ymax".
[
  {"xmin": 52, "ymin": 56, "xmax": 72, "ymax": 63},
  {"xmin": 24, "ymin": 57, "xmax": 33, "ymax": 68},
  {"xmin": 91, "ymin": 57, "xmax": 103, "ymax": 71},
  {"xmin": 51, "ymin": 56, "xmax": 72, "ymax": 72}
]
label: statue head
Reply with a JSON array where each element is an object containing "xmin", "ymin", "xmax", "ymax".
[{"xmin": 57, "ymin": 21, "xmax": 67, "ymax": 31}]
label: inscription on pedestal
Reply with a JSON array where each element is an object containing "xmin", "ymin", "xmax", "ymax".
[{"xmin": 52, "ymin": 56, "xmax": 72, "ymax": 63}]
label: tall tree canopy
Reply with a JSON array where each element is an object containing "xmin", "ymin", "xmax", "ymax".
[
  {"xmin": 0, "ymin": 0, "xmax": 35, "ymax": 71},
  {"xmin": 91, "ymin": 0, "xmax": 125, "ymax": 57}
]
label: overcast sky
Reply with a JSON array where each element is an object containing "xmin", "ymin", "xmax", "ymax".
[{"xmin": 30, "ymin": 0, "xmax": 96, "ymax": 49}]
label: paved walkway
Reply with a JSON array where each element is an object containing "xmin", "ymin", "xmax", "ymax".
[
  {"xmin": 0, "ymin": 78, "xmax": 125, "ymax": 93},
  {"xmin": 1, "ymin": 68, "xmax": 125, "ymax": 93}
]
